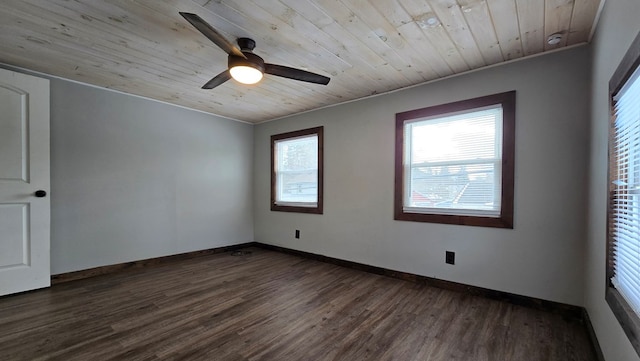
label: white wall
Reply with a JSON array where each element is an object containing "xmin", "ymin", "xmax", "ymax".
[
  {"xmin": 49, "ymin": 79, "xmax": 253, "ymax": 274},
  {"xmin": 586, "ymin": 0, "xmax": 640, "ymax": 360},
  {"xmin": 254, "ymin": 47, "xmax": 590, "ymax": 306}
]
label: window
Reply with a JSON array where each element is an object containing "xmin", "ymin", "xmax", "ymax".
[
  {"xmin": 271, "ymin": 126, "xmax": 323, "ymax": 214},
  {"xmin": 394, "ymin": 91, "xmax": 515, "ymax": 228},
  {"xmin": 607, "ymin": 30, "xmax": 640, "ymax": 357}
]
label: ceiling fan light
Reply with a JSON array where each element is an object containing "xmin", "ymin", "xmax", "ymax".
[{"xmin": 230, "ymin": 65, "xmax": 263, "ymax": 84}]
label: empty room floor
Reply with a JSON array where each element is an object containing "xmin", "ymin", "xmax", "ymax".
[{"xmin": 0, "ymin": 247, "xmax": 596, "ymax": 360}]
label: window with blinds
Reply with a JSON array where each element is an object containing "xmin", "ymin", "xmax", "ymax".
[
  {"xmin": 610, "ymin": 63, "xmax": 640, "ymax": 318},
  {"xmin": 403, "ymin": 105, "xmax": 502, "ymax": 217},
  {"xmin": 394, "ymin": 92, "xmax": 515, "ymax": 228},
  {"xmin": 606, "ymin": 30, "xmax": 640, "ymax": 356},
  {"xmin": 274, "ymin": 134, "xmax": 319, "ymax": 205},
  {"xmin": 271, "ymin": 126, "xmax": 323, "ymax": 214}
]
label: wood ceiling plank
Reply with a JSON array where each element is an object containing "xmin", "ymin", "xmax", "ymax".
[
  {"xmin": 245, "ymin": 0, "xmax": 408, "ymax": 91},
  {"xmin": 456, "ymin": 0, "xmax": 504, "ymax": 64},
  {"xmin": 276, "ymin": 0, "xmax": 334, "ymax": 29},
  {"xmin": 53, "ymin": 0, "xmax": 221, "ymax": 69},
  {"xmin": 199, "ymin": 1, "xmax": 348, "ymax": 74},
  {"xmin": 209, "ymin": 81, "xmax": 312, "ymax": 113},
  {"xmin": 249, "ymin": 0, "xmax": 367, "ymax": 69},
  {"xmin": 515, "ymin": 0, "xmax": 545, "ymax": 56},
  {"xmin": 190, "ymin": 0, "xmax": 208, "ymax": 6},
  {"xmin": 253, "ymin": 80, "xmax": 335, "ymax": 109},
  {"xmin": 567, "ymin": 0, "xmax": 601, "ymax": 45},
  {"xmin": 544, "ymin": 0, "xmax": 574, "ymax": 50},
  {"xmin": 388, "ymin": 0, "xmax": 469, "ymax": 73},
  {"xmin": 308, "ymin": 22, "xmax": 415, "ymax": 91},
  {"xmin": 370, "ymin": 0, "xmax": 467, "ymax": 75},
  {"xmin": 170, "ymin": 0, "xmax": 262, "ymax": 45},
  {"xmin": 311, "ymin": 0, "xmax": 437, "ymax": 83},
  {"xmin": 486, "ymin": 0, "xmax": 524, "ymax": 60},
  {"xmin": 1, "ymin": 0, "xmax": 225, "ymax": 91},
  {"xmin": 268, "ymin": 0, "xmax": 382, "ymax": 99},
  {"xmin": 427, "ymin": 0, "xmax": 487, "ymax": 69},
  {"xmin": 274, "ymin": 0, "xmax": 410, "ymax": 91}
]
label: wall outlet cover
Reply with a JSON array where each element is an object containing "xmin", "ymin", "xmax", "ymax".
[{"xmin": 446, "ymin": 251, "xmax": 455, "ymax": 265}]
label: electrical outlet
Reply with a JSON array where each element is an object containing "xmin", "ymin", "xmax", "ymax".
[
  {"xmin": 295, "ymin": 230, "xmax": 300, "ymax": 239},
  {"xmin": 445, "ymin": 251, "xmax": 455, "ymax": 265}
]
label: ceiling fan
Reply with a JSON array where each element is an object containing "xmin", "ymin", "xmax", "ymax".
[{"xmin": 179, "ymin": 12, "xmax": 331, "ymax": 89}]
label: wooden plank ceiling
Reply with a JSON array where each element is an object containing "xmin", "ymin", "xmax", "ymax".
[{"xmin": 0, "ymin": 0, "xmax": 601, "ymax": 123}]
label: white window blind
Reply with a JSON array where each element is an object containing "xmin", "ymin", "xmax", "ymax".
[
  {"xmin": 403, "ymin": 105, "xmax": 503, "ymax": 217},
  {"xmin": 611, "ymin": 65, "xmax": 640, "ymax": 317},
  {"xmin": 274, "ymin": 134, "xmax": 318, "ymax": 206}
]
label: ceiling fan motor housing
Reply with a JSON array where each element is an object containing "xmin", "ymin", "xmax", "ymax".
[
  {"xmin": 237, "ymin": 38, "xmax": 256, "ymax": 51},
  {"xmin": 228, "ymin": 52, "xmax": 265, "ymax": 73}
]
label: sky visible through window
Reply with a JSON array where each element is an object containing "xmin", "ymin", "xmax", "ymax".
[{"xmin": 410, "ymin": 107, "xmax": 499, "ymax": 164}]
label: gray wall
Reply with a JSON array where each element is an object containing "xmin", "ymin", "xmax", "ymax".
[
  {"xmin": 586, "ymin": 0, "xmax": 640, "ymax": 360},
  {"xmin": 254, "ymin": 46, "xmax": 590, "ymax": 306},
  {"xmin": 49, "ymin": 79, "xmax": 253, "ymax": 274}
]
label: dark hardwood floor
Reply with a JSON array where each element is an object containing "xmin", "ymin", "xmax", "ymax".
[{"xmin": 0, "ymin": 247, "xmax": 596, "ymax": 361}]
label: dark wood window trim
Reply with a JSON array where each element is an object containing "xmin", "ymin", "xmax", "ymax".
[
  {"xmin": 606, "ymin": 29, "xmax": 640, "ymax": 357},
  {"xmin": 394, "ymin": 91, "xmax": 515, "ymax": 228},
  {"xmin": 271, "ymin": 126, "xmax": 323, "ymax": 214}
]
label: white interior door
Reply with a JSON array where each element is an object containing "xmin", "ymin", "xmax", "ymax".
[{"xmin": 0, "ymin": 68, "xmax": 50, "ymax": 296}]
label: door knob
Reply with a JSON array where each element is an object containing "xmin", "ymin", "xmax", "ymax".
[{"xmin": 35, "ymin": 190, "xmax": 47, "ymax": 198}]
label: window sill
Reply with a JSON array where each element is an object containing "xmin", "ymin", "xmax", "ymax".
[
  {"xmin": 606, "ymin": 286, "xmax": 640, "ymax": 356},
  {"xmin": 271, "ymin": 204, "xmax": 323, "ymax": 214},
  {"xmin": 394, "ymin": 210, "xmax": 513, "ymax": 228}
]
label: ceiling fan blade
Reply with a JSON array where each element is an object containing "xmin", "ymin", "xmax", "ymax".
[
  {"xmin": 264, "ymin": 64, "xmax": 330, "ymax": 85},
  {"xmin": 179, "ymin": 12, "xmax": 246, "ymax": 59},
  {"xmin": 202, "ymin": 70, "xmax": 231, "ymax": 89}
]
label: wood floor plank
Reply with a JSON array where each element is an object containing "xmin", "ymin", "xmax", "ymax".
[{"xmin": 0, "ymin": 247, "xmax": 597, "ymax": 361}]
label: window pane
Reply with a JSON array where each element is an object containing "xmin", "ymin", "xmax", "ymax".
[
  {"xmin": 278, "ymin": 170, "xmax": 318, "ymax": 203},
  {"xmin": 404, "ymin": 106, "xmax": 502, "ymax": 216},
  {"xmin": 409, "ymin": 107, "xmax": 500, "ymax": 164},
  {"xmin": 275, "ymin": 134, "xmax": 318, "ymax": 204},
  {"xmin": 408, "ymin": 163, "xmax": 499, "ymax": 213}
]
